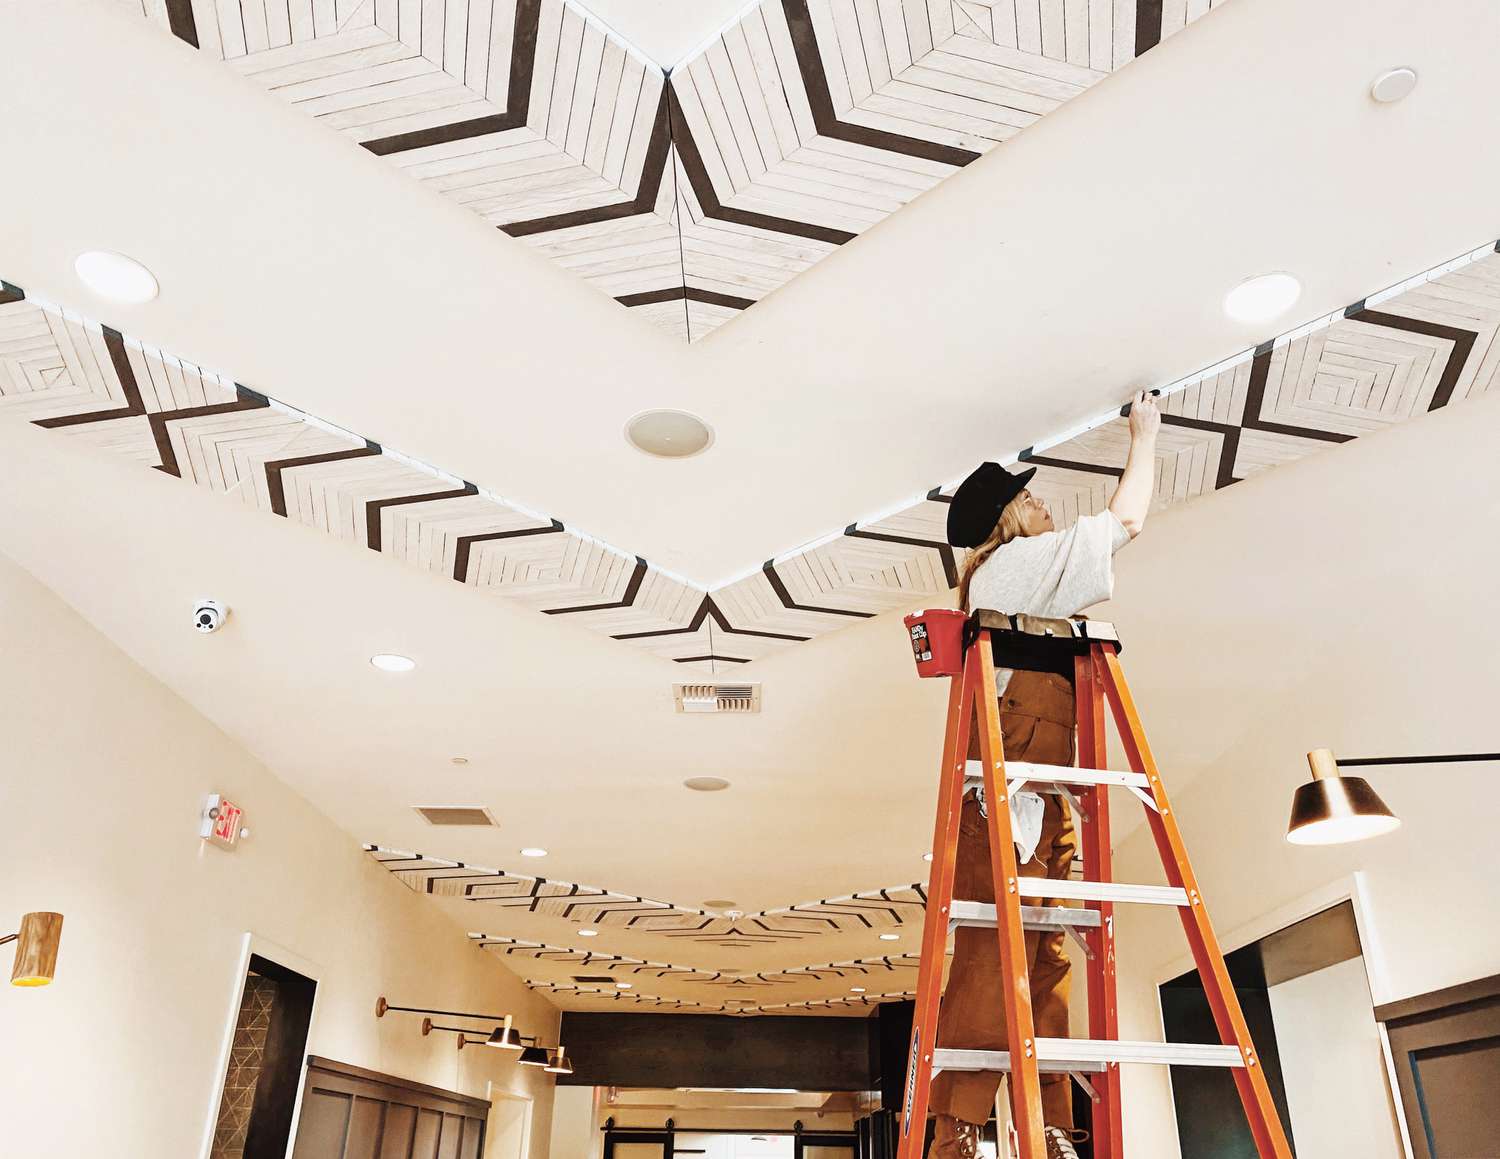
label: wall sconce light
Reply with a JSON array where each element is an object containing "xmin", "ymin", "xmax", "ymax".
[
  {"xmin": 544, "ymin": 1046, "xmax": 574, "ymax": 1075},
  {"xmin": 486, "ymin": 1015, "xmax": 525, "ymax": 1050},
  {"xmin": 517, "ymin": 1044, "xmax": 550, "ymax": 1067},
  {"xmin": 1288, "ymin": 749, "xmax": 1499, "ymax": 845},
  {"xmin": 1, "ymin": 912, "xmax": 63, "ymax": 987}
]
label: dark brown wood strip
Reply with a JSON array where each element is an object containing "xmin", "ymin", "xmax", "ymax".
[
  {"xmin": 1135, "ymin": 0, "xmax": 1163, "ymax": 54},
  {"xmin": 781, "ymin": 0, "xmax": 980, "ymax": 167},
  {"xmin": 842, "ymin": 528, "xmax": 958, "ymax": 588},
  {"xmin": 616, "ymin": 286, "xmax": 757, "ymax": 310},
  {"xmin": 453, "ymin": 521, "xmax": 565, "ymax": 583},
  {"xmin": 262, "ymin": 442, "xmax": 382, "ymax": 514},
  {"xmin": 668, "ymin": 86, "xmax": 857, "ymax": 246},
  {"xmin": 165, "ymin": 0, "xmax": 199, "ymax": 47},
  {"xmin": 543, "ymin": 557, "xmax": 649, "ymax": 614},
  {"xmin": 365, "ymin": 483, "xmax": 478, "ymax": 551},
  {"xmin": 1241, "ymin": 349, "xmax": 1355, "ymax": 444},
  {"xmin": 361, "ymin": 0, "xmax": 540, "ymax": 156},
  {"xmin": 33, "ymin": 326, "xmax": 146, "ymax": 428},
  {"xmin": 151, "ymin": 393, "xmax": 272, "ymax": 477},
  {"xmin": 761, "ymin": 561, "xmax": 874, "ymax": 618},
  {"xmin": 1347, "ymin": 308, "xmax": 1478, "ymax": 411}
]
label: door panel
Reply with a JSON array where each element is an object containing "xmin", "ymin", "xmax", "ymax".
[{"xmin": 290, "ymin": 1058, "xmax": 487, "ymax": 1159}]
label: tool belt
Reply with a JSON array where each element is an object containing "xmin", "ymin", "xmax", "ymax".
[{"xmin": 962, "ymin": 609, "xmax": 1121, "ymax": 675}]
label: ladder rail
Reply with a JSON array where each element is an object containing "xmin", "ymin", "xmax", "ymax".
[
  {"xmin": 975, "ymin": 641, "xmax": 1049, "ymax": 1154},
  {"xmin": 897, "ymin": 658, "xmax": 972, "ymax": 1154},
  {"xmin": 1075, "ymin": 648, "xmax": 1122, "ymax": 1159},
  {"xmin": 1097, "ymin": 649, "xmax": 1294, "ymax": 1159}
]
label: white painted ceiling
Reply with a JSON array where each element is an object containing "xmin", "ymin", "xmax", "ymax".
[{"xmin": 4, "ymin": 0, "xmax": 1500, "ymax": 1011}]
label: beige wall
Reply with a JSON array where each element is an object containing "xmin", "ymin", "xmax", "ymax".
[
  {"xmin": 0, "ymin": 553, "xmax": 559, "ymax": 1159},
  {"xmin": 1093, "ymin": 389, "xmax": 1500, "ymax": 1156}
]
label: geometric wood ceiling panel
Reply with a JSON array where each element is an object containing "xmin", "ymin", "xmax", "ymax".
[
  {"xmin": 365, "ymin": 845, "xmax": 927, "ymax": 1012},
  {"xmin": 6, "ymin": 241, "xmax": 1500, "ymax": 672},
  {"xmin": 115, "ymin": 0, "xmax": 1223, "ymax": 341}
]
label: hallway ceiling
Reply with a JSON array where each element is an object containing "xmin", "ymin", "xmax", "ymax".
[{"xmin": 3, "ymin": 0, "xmax": 1500, "ymax": 1013}]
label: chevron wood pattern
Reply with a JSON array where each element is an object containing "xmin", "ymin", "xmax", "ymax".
[
  {"xmin": 116, "ymin": 0, "xmax": 1221, "ymax": 340},
  {"xmin": 8, "ymin": 243, "xmax": 1500, "ymax": 672}
]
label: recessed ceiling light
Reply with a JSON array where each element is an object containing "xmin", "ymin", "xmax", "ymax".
[
  {"xmin": 519, "ymin": 847, "xmax": 548, "ymax": 858},
  {"xmin": 450, "ymin": 756, "xmax": 469, "ymax": 765},
  {"xmin": 1223, "ymin": 273, "xmax": 1301, "ymax": 324},
  {"xmin": 370, "ymin": 653, "xmax": 416, "ymax": 672},
  {"xmin": 615, "ymin": 982, "xmax": 633, "ymax": 990},
  {"xmin": 74, "ymin": 250, "xmax": 159, "ymax": 304},
  {"xmin": 625, "ymin": 410, "xmax": 714, "ymax": 458},
  {"xmin": 850, "ymin": 987, "xmax": 866, "ymax": 993},
  {"xmin": 1370, "ymin": 67, "xmax": 1418, "ymax": 104},
  {"xmin": 703, "ymin": 899, "xmax": 737, "ymax": 910},
  {"xmin": 684, "ymin": 776, "xmax": 731, "ymax": 792},
  {"xmin": 922, "ymin": 852, "xmax": 934, "ymax": 862},
  {"xmin": 879, "ymin": 933, "xmax": 900, "ymax": 941},
  {"xmin": 577, "ymin": 928, "xmax": 598, "ymax": 938}
]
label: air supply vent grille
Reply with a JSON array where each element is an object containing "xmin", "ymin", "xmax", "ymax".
[
  {"xmin": 413, "ymin": 805, "xmax": 498, "ymax": 827},
  {"xmin": 673, "ymin": 682, "xmax": 761, "ymax": 714}
]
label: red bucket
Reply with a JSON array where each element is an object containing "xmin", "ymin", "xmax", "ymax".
[{"xmin": 903, "ymin": 608, "xmax": 969, "ymax": 678}]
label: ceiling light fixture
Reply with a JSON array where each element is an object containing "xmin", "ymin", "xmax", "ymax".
[
  {"xmin": 1223, "ymin": 273, "xmax": 1302, "ymax": 324},
  {"xmin": 615, "ymin": 982, "xmax": 633, "ymax": 990},
  {"xmin": 922, "ymin": 852, "xmax": 934, "ymax": 862},
  {"xmin": 370, "ymin": 653, "xmax": 416, "ymax": 673},
  {"xmin": 1370, "ymin": 67, "xmax": 1418, "ymax": 104},
  {"xmin": 683, "ymin": 776, "xmax": 731, "ymax": 792},
  {"xmin": 625, "ymin": 410, "xmax": 714, "ymax": 458},
  {"xmin": 850, "ymin": 987, "xmax": 866, "ymax": 993},
  {"xmin": 519, "ymin": 847, "xmax": 548, "ymax": 859},
  {"xmin": 702, "ymin": 899, "xmax": 737, "ymax": 910},
  {"xmin": 879, "ymin": 933, "xmax": 900, "ymax": 942},
  {"xmin": 73, "ymin": 250, "xmax": 159, "ymax": 304},
  {"xmin": 577, "ymin": 928, "xmax": 598, "ymax": 938},
  {"xmin": 450, "ymin": 756, "xmax": 470, "ymax": 765}
]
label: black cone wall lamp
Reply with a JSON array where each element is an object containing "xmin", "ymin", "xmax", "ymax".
[
  {"xmin": 1287, "ymin": 749, "xmax": 1500, "ymax": 846},
  {"xmin": 376, "ymin": 997, "xmax": 568, "ymax": 1073}
]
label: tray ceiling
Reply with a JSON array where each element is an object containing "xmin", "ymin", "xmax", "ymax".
[
  {"xmin": 115, "ymin": 0, "xmax": 1222, "ymax": 341},
  {"xmin": 5, "ymin": 242, "xmax": 1498, "ymax": 672}
]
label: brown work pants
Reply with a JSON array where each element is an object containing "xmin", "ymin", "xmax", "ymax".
[{"xmin": 929, "ymin": 670, "xmax": 1078, "ymax": 1128}]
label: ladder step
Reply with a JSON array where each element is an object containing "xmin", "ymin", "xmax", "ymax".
[
  {"xmin": 965, "ymin": 760, "xmax": 1150, "ymax": 791},
  {"xmin": 951, "ymin": 901, "xmax": 1101, "ymax": 931},
  {"xmin": 955, "ymin": 877, "xmax": 1187, "ymax": 908},
  {"xmin": 932, "ymin": 1039, "xmax": 1245, "ymax": 1074}
]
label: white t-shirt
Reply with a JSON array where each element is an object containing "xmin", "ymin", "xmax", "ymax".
[{"xmin": 966, "ymin": 510, "xmax": 1131, "ymax": 619}]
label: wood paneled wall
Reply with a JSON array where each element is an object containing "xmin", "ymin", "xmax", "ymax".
[{"xmin": 290, "ymin": 1057, "xmax": 488, "ymax": 1159}]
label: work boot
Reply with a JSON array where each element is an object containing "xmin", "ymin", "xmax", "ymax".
[
  {"xmin": 931, "ymin": 1115, "xmax": 982, "ymax": 1159},
  {"xmin": 1043, "ymin": 1127, "xmax": 1088, "ymax": 1159}
]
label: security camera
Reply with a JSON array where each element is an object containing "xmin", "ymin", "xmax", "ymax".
[{"xmin": 193, "ymin": 599, "xmax": 228, "ymax": 634}]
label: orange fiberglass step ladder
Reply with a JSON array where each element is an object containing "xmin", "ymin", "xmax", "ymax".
[{"xmin": 897, "ymin": 609, "xmax": 1293, "ymax": 1159}]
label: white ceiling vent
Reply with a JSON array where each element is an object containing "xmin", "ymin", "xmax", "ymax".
[
  {"xmin": 413, "ymin": 805, "xmax": 498, "ymax": 827},
  {"xmin": 673, "ymin": 682, "xmax": 761, "ymax": 713}
]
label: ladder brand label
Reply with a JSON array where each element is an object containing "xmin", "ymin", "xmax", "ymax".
[{"xmin": 902, "ymin": 1027, "xmax": 920, "ymax": 1136}]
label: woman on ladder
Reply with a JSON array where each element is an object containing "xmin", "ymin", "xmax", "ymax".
[{"xmin": 931, "ymin": 390, "xmax": 1161, "ymax": 1159}]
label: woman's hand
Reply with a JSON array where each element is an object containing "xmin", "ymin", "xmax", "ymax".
[
  {"xmin": 1110, "ymin": 390, "xmax": 1161, "ymax": 538},
  {"xmin": 1129, "ymin": 389, "xmax": 1161, "ymax": 443}
]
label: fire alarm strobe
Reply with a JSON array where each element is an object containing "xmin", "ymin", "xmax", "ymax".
[{"xmin": 200, "ymin": 794, "xmax": 247, "ymax": 848}]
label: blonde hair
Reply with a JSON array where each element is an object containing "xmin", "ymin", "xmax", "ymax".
[{"xmin": 957, "ymin": 493, "xmax": 1028, "ymax": 611}]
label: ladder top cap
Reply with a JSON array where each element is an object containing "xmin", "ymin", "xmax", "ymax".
[{"xmin": 969, "ymin": 611, "xmax": 1121, "ymax": 651}]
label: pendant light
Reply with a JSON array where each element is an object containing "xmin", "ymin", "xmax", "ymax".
[
  {"xmin": 544, "ymin": 1046, "xmax": 574, "ymax": 1075},
  {"xmin": 486, "ymin": 1015, "xmax": 525, "ymax": 1050},
  {"xmin": 517, "ymin": 1044, "xmax": 550, "ymax": 1067},
  {"xmin": 1286, "ymin": 749, "xmax": 1400, "ymax": 846}
]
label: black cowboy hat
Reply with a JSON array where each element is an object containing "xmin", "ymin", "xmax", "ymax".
[{"xmin": 946, "ymin": 461, "xmax": 1036, "ymax": 548}]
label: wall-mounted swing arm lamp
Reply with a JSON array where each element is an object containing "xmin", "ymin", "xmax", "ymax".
[
  {"xmin": 1288, "ymin": 748, "xmax": 1500, "ymax": 846},
  {"xmin": 1, "ymin": 912, "xmax": 63, "ymax": 986},
  {"xmin": 409, "ymin": 1011, "xmax": 570, "ymax": 1071}
]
